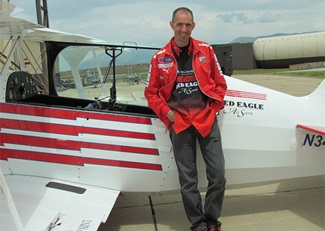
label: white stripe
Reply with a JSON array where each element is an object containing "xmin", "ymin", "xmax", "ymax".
[
  {"xmin": 0, "ymin": 128, "xmax": 158, "ymax": 149},
  {"xmin": 1, "ymin": 144, "xmax": 159, "ymax": 164},
  {"xmin": 0, "ymin": 112, "xmax": 154, "ymax": 133}
]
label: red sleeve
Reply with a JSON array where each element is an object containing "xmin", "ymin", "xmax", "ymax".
[
  {"xmin": 211, "ymin": 48, "xmax": 227, "ymax": 108},
  {"xmin": 144, "ymin": 55, "xmax": 171, "ymax": 120}
]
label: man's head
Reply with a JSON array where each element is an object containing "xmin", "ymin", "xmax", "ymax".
[{"xmin": 170, "ymin": 7, "xmax": 195, "ymax": 47}]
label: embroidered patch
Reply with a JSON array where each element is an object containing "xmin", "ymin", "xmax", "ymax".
[
  {"xmin": 158, "ymin": 57, "xmax": 173, "ymax": 63},
  {"xmin": 158, "ymin": 62, "xmax": 173, "ymax": 68},
  {"xmin": 199, "ymin": 56, "xmax": 206, "ymax": 63}
]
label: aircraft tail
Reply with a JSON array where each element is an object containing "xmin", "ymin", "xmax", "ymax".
[
  {"xmin": 308, "ymin": 79, "xmax": 325, "ymax": 99},
  {"xmin": 296, "ymin": 79, "xmax": 325, "ymax": 137}
]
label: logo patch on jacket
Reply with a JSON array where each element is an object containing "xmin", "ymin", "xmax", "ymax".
[
  {"xmin": 199, "ymin": 56, "xmax": 206, "ymax": 63},
  {"xmin": 158, "ymin": 57, "xmax": 173, "ymax": 63},
  {"xmin": 158, "ymin": 62, "xmax": 173, "ymax": 68}
]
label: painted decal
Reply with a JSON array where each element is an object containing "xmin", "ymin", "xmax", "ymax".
[
  {"xmin": 0, "ymin": 103, "xmax": 163, "ymax": 171},
  {"xmin": 223, "ymin": 90, "xmax": 266, "ymax": 117},
  {"xmin": 0, "ymin": 103, "xmax": 152, "ymax": 124},
  {"xmin": 223, "ymin": 89, "xmax": 266, "ymax": 117},
  {"xmin": 223, "ymin": 99, "xmax": 264, "ymax": 117},
  {"xmin": 0, "ymin": 133, "xmax": 158, "ymax": 155},
  {"xmin": 303, "ymin": 134, "xmax": 325, "ymax": 148},
  {"xmin": 226, "ymin": 90, "xmax": 267, "ymax": 100},
  {"xmin": 224, "ymin": 100, "xmax": 264, "ymax": 110},
  {"xmin": 0, "ymin": 118, "xmax": 155, "ymax": 140},
  {"xmin": 1, "ymin": 149, "xmax": 163, "ymax": 171}
]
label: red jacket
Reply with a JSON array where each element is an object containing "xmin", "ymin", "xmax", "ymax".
[{"xmin": 145, "ymin": 37, "xmax": 227, "ymax": 131}]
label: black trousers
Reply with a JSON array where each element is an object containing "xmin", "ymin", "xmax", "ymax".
[{"xmin": 170, "ymin": 118, "xmax": 226, "ymax": 230}]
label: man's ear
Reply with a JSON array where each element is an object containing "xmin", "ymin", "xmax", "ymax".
[{"xmin": 169, "ymin": 21, "xmax": 174, "ymax": 29}]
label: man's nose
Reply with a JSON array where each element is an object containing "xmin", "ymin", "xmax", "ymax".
[{"xmin": 181, "ymin": 24, "xmax": 187, "ymax": 31}]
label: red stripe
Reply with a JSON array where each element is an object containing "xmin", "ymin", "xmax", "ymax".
[
  {"xmin": 226, "ymin": 90, "xmax": 267, "ymax": 100},
  {"xmin": 297, "ymin": 124, "xmax": 325, "ymax": 136},
  {"xmin": 0, "ymin": 103, "xmax": 152, "ymax": 125},
  {"xmin": 0, "ymin": 118, "xmax": 155, "ymax": 140},
  {"xmin": 0, "ymin": 133, "xmax": 159, "ymax": 155},
  {"xmin": 0, "ymin": 149, "xmax": 162, "ymax": 171}
]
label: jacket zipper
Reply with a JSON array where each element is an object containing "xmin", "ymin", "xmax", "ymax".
[
  {"xmin": 192, "ymin": 50, "xmax": 222, "ymax": 103},
  {"xmin": 158, "ymin": 53, "xmax": 178, "ymax": 105}
]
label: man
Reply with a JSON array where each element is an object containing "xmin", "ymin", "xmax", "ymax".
[{"xmin": 144, "ymin": 7, "xmax": 227, "ymax": 231}]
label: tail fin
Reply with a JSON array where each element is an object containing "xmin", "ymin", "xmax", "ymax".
[{"xmin": 307, "ymin": 79, "xmax": 325, "ymax": 100}]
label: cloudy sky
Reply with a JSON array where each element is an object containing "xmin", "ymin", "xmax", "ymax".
[{"xmin": 10, "ymin": 0, "xmax": 325, "ymax": 46}]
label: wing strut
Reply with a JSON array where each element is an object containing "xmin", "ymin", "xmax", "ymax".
[{"xmin": 0, "ymin": 168, "xmax": 24, "ymax": 231}]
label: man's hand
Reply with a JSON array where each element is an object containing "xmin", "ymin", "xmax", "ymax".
[{"xmin": 167, "ymin": 110, "xmax": 176, "ymax": 122}]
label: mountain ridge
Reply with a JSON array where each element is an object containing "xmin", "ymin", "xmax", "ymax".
[{"xmin": 230, "ymin": 31, "xmax": 321, "ymax": 43}]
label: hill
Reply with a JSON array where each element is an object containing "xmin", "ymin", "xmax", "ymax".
[{"xmin": 230, "ymin": 31, "xmax": 320, "ymax": 43}]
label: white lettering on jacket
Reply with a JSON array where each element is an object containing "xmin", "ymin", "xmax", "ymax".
[{"xmin": 158, "ymin": 62, "xmax": 173, "ymax": 68}]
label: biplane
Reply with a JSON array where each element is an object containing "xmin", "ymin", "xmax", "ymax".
[{"xmin": 0, "ymin": 1, "xmax": 324, "ymax": 230}]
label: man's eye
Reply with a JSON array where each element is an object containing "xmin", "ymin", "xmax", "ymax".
[{"xmin": 176, "ymin": 23, "xmax": 192, "ymax": 28}]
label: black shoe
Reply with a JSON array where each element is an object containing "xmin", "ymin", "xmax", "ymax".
[
  {"xmin": 208, "ymin": 227, "xmax": 221, "ymax": 231},
  {"xmin": 194, "ymin": 226, "xmax": 208, "ymax": 231},
  {"xmin": 208, "ymin": 221, "xmax": 222, "ymax": 231}
]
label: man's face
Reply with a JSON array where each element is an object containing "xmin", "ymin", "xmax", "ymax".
[{"xmin": 170, "ymin": 10, "xmax": 195, "ymax": 47}]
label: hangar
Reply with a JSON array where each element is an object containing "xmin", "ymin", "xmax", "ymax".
[
  {"xmin": 253, "ymin": 32, "xmax": 325, "ymax": 68},
  {"xmin": 213, "ymin": 31, "xmax": 325, "ymax": 75}
]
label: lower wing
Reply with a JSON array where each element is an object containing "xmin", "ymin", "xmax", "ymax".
[{"xmin": 0, "ymin": 175, "xmax": 119, "ymax": 231}]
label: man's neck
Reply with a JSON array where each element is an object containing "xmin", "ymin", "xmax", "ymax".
[{"xmin": 174, "ymin": 38, "xmax": 190, "ymax": 48}]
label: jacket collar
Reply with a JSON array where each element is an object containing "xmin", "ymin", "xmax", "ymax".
[{"xmin": 170, "ymin": 37, "xmax": 194, "ymax": 57}]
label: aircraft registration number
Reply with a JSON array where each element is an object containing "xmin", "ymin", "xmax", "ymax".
[{"xmin": 303, "ymin": 134, "xmax": 325, "ymax": 147}]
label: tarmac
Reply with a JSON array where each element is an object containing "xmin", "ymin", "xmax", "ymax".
[{"xmin": 98, "ymin": 175, "xmax": 325, "ymax": 231}]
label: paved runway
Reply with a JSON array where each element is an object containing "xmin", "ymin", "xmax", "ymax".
[{"xmin": 98, "ymin": 176, "xmax": 324, "ymax": 231}]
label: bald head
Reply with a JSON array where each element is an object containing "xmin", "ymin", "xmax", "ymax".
[{"xmin": 172, "ymin": 7, "xmax": 194, "ymax": 23}]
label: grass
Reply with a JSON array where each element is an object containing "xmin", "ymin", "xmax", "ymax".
[
  {"xmin": 59, "ymin": 66, "xmax": 324, "ymax": 82},
  {"xmin": 277, "ymin": 71, "xmax": 325, "ymax": 78},
  {"xmin": 233, "ymin": 68, "xmax": 325, "ymax": 79}
]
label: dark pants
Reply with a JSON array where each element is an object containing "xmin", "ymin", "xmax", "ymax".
[{"xmin": 170, "ymin": 118, "xmax": 226, "ymax": 230}]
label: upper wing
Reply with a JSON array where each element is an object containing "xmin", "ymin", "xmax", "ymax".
[
  {"xmin": 0, "ymin": 0, "xmax": 43, "ymax": 39},
  {"xmin": 0, "ymin": 0, "xmax": 107, "ymax": 44},
  {"xmin": 1, "ymin": 175, "xmax": 119, "ymax": 231}
]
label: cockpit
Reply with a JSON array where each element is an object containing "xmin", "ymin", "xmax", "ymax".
[{"xmin": 5, "ymin": 42, "xmax": 159, "ymax": 117}]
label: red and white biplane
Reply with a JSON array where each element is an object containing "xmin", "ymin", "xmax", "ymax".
[{"xmin": 0, "ymin": 1, "xmax": 324, "ymax": 230}]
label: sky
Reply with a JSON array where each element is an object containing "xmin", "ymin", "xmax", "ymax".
[{"xmin": 10, "ymin": 0, "xmax": 325, "ymax": 47}]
